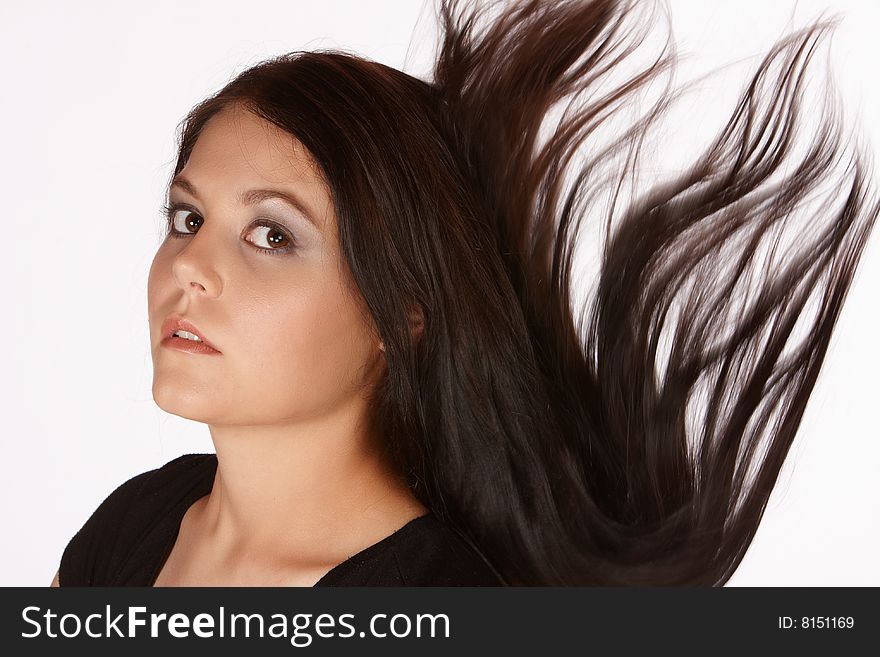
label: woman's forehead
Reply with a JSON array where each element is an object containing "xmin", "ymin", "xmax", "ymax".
[
  {"xmin": 193, "ymin": 106, "xmax": 323, "ymax": 184},
  {"xmin": 178, "ymin": 105, "xmax": 334, "ymax": 232}
]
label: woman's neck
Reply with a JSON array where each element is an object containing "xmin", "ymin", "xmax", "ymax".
[{"xmin": 198, "ymin": 405, "xmax": 427, "ymax": 567}]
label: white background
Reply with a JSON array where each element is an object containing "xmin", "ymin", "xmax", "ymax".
[{"xmin": 0, "ymin": 0, "xmax": 876, "ymax": 586}]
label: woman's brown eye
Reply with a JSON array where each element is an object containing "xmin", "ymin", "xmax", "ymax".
[
  {"xmin": 181, "ymin": 211, "xmax": 202, "ymax": 232},
  {"xmin": 248, "ymin": 223, "xmax": 292, "ymax": 251},
  {"xmin": 165, "ymin": 205, "xmax": 204, "ymax": 237},
  {"xmin": 166, "ymin": 207, "xmax": 203, "ymax": 234}
]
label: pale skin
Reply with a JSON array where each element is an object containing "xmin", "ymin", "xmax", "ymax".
[{"xmin": 51, "ymin": 103, "xmax": 426, "ymax": 587}]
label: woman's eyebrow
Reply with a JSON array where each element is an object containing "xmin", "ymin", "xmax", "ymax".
[{"xmin": 170, "ymin": 175, "xmax": 321, "ymax": 230}]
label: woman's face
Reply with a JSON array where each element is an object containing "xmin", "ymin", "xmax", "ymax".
[{"xmin": 147, "ymin": 104, "xmax": 383, "ymax": 425}]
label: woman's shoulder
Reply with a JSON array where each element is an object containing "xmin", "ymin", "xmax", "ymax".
[
  {"xmin": 317, "ymin": 513, "xmax": 506, "ymax": 587},
  {"xmin": 58, "ymin": 453, "xmax": 216, "ymax": 586},
  {"xmin": 392, "ymin": 514, "xmax": 506, "ymax": 586},
  {"xmin": 75, "ymin": 453, "xmax": 215, "ymax": 520},
  {"xmin": 130, "ymin": 452, "xmax": 218, "ymax": 491}
]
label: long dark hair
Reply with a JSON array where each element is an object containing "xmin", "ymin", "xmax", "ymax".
[{"xmin": 162, "ymin": 0, "xmax": 878, "ymax": 585}]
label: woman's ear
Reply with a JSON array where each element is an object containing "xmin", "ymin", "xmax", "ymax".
[{"xmin": 378, "ymin": 306, "xmax": 424, "ymax": 353}]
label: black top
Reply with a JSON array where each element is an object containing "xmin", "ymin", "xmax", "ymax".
[{"xmin": 58, "ymin": 453, "xmax": 503, "ymax": 587}]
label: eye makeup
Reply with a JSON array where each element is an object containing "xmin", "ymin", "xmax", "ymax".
[{"xmin": 160, "ymin": 201, "xmax": 298, "ymax": 256}]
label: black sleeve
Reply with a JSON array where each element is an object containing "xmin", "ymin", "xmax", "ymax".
[
  {"xmin": 58, "ymin": 467, "xmax": 158, "ymax": 586},
  {"xmin": 57, "ymin": 453, "xmax": 211, "ymax": 586}
]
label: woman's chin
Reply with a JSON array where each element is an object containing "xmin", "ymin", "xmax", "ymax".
[{"xmin": 151, "ymin": 379, "xmax": 221, "ymax": 422}]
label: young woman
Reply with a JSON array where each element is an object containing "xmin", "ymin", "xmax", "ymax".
[{"xmin": 53, "ymin": 0, "xmax": 878, "ymax": 586}]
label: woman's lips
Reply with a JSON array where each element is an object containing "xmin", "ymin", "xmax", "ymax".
[
  {"xmin": 160, "ymin": 335, "xmax": 222, "ymax": 355},
  {"xmin": 160, "ymin": 315, "xmax": 221, "ymax": 352}
]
